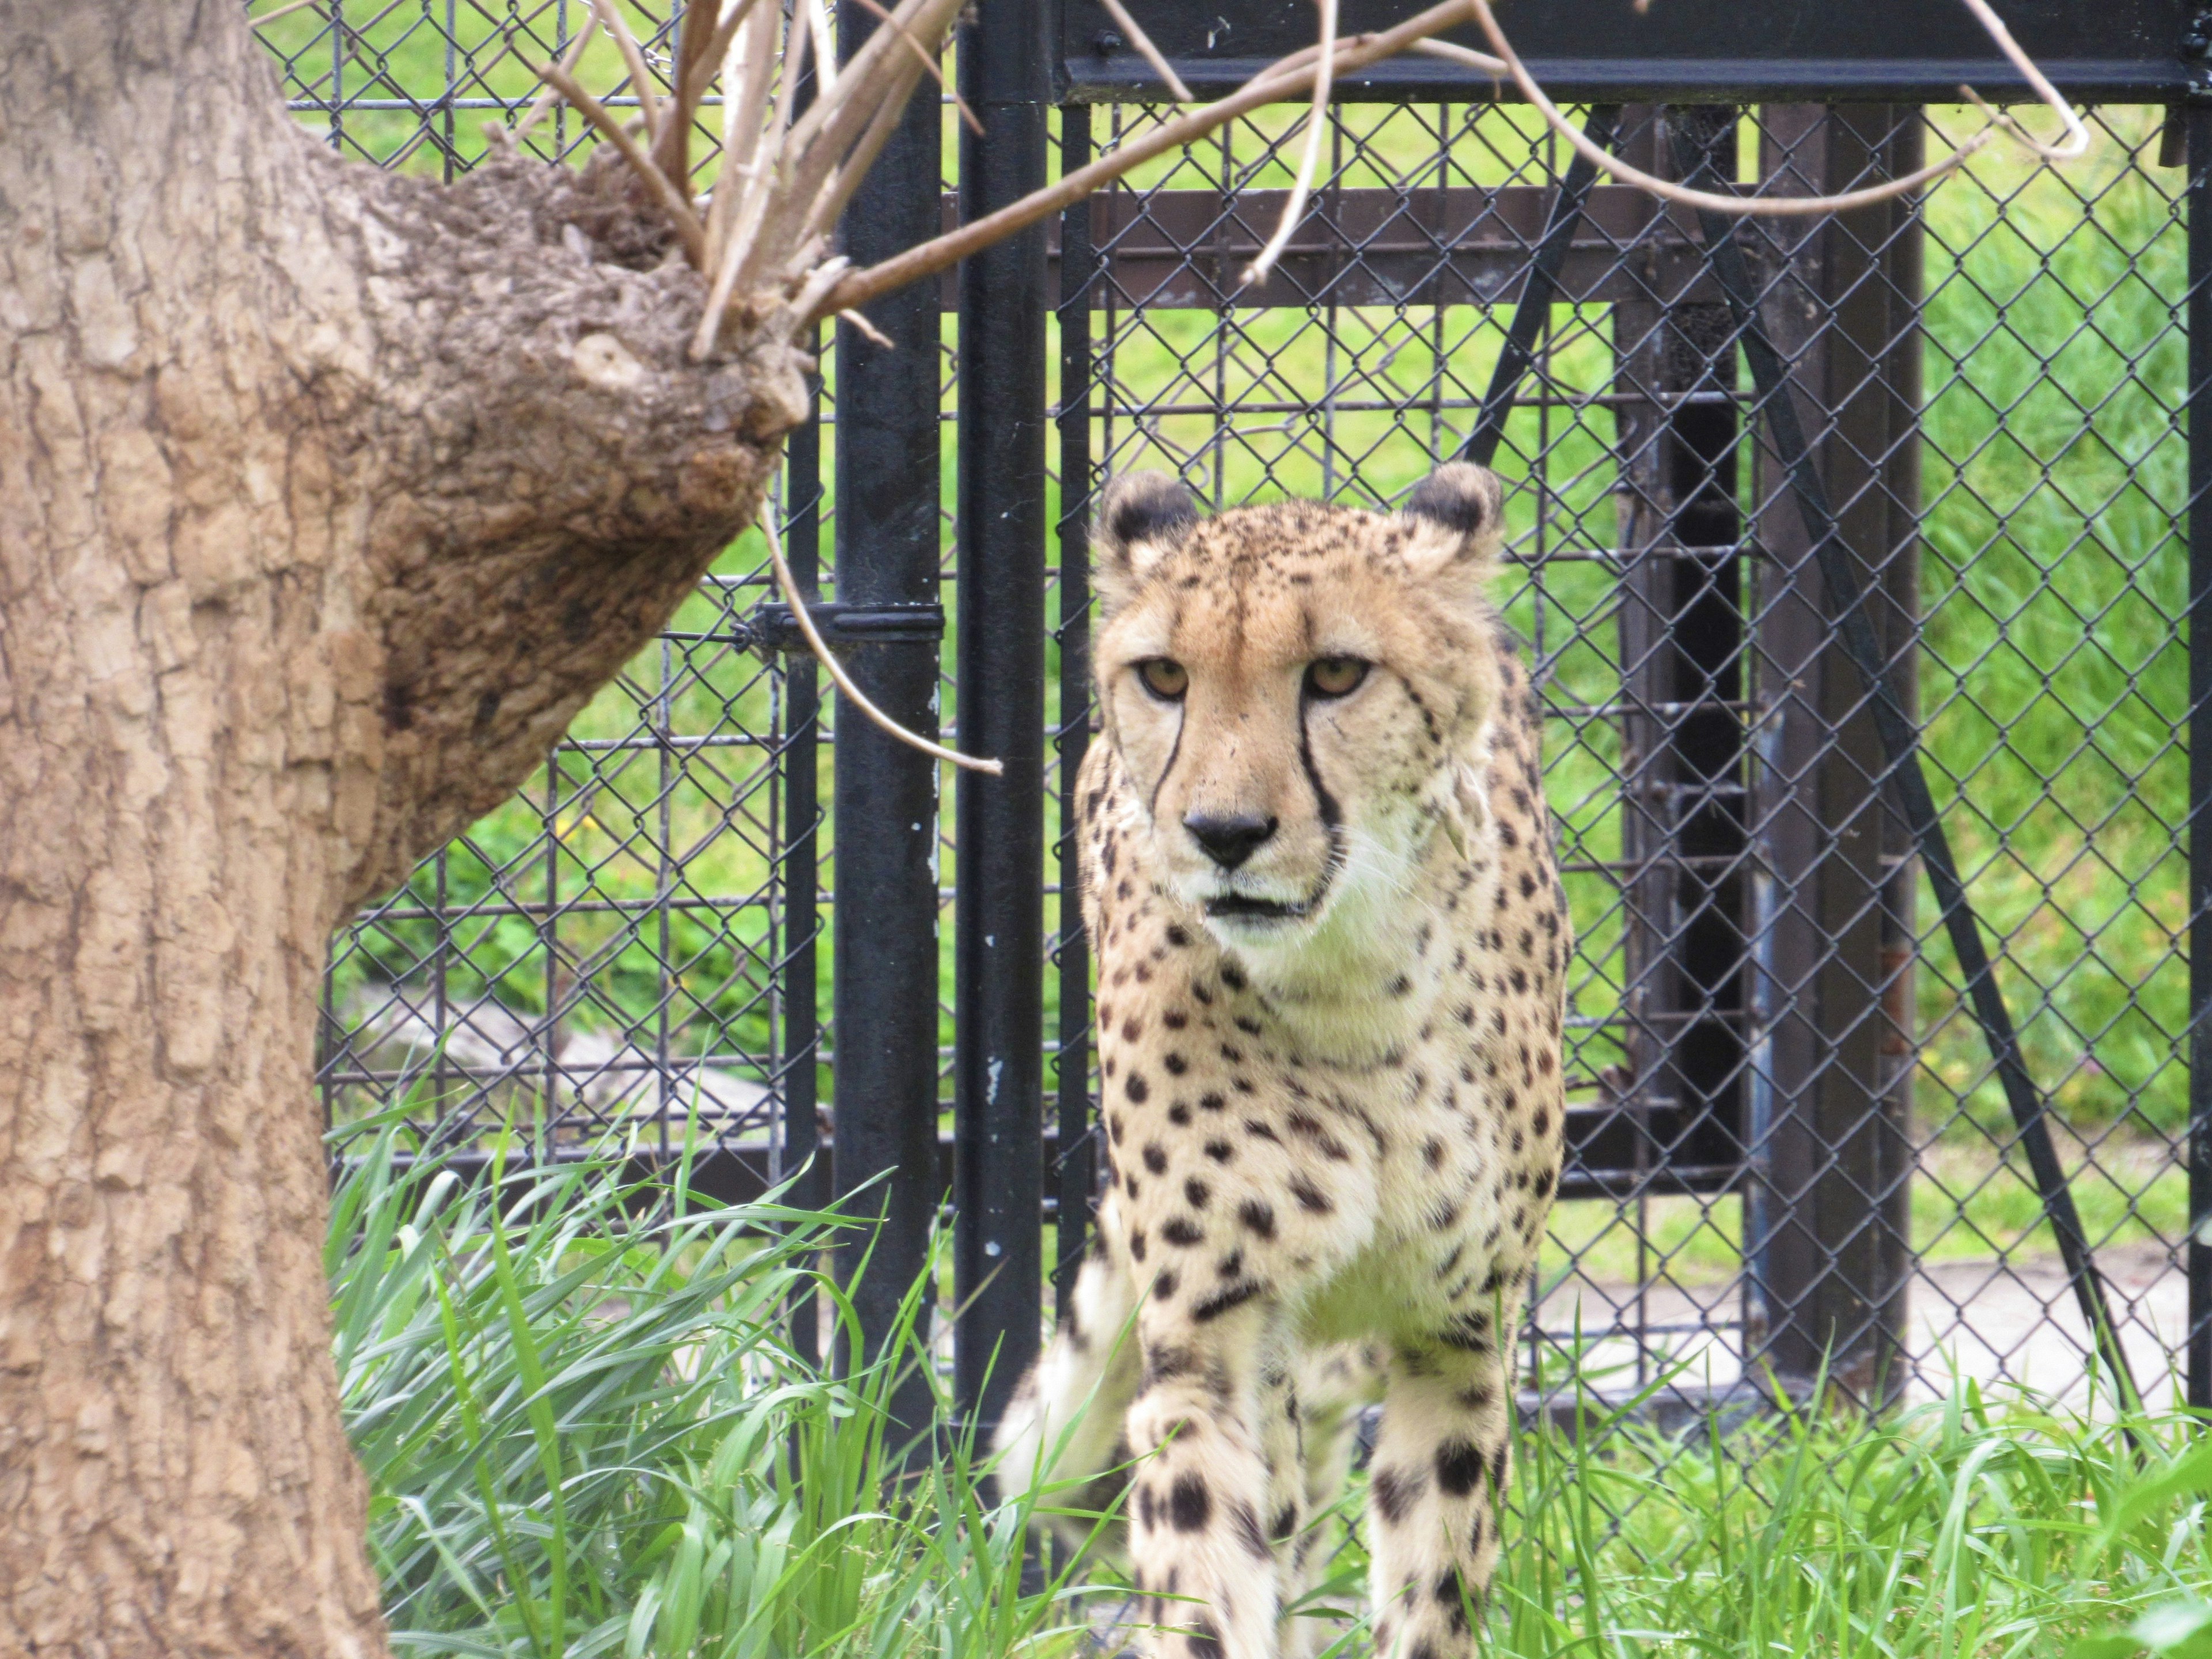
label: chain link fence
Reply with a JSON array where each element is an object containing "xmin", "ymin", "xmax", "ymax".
[{"xmin": 262, "ymin": 3, "xmax": 2194, "ymax": 1421}]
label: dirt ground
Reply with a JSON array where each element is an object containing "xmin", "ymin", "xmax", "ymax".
[{"xmin": 1536, "ymin": 1240, "xmax": 2187, "ymax": 1412}]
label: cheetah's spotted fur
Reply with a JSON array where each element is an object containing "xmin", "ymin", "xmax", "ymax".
[{"xmin": 995, "ymin": 464, "xmax": 1570, "ymax": 1659}]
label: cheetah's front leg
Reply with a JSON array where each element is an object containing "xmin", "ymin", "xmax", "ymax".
[
  {"xmin": 1365, "ymin": 1308, "xmax": 1518, "ymax": 1659},
  {"xmin": 1125, "ymin": 1294, "xmax": 1287, "ymax": 1659}
]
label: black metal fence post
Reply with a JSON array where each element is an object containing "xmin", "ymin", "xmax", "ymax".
[
  {"xmin": 954, "ymin": 0, "xmax": 1051, "ymax": 1438},
  {"xmin": 833, "ymin": 2, "xmax": 946, "ymax": 1438},
  {"xmin": 2188, "ymin": 104, "xmax": 2212, "ymax": 1413},
  {"xmin": 1053, "ymin": 106, "xmax": 1100, "ymax": 1319},
  {"xmin": 782, "ymin": 328, "xmax": 826, "ymax": 1366},
  {"xmin": 1741, "ymin": 105, "xmax": 1921, "ymax": 1399}
]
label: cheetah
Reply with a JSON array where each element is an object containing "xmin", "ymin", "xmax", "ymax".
[{"xmin": 994, "ymin": 463, "xmax": 1570, "ymax": 1659}]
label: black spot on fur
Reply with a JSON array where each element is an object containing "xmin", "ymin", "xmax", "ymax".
[
  {"xmin": 1219, "ymin": 963, "xmax": 1246, "ymax": 991},
  {"xmin": 1143, "ymin": 1143, "xmax": 1169, "ymax": 1175},
  {"xmin": 1162, "ymin": 1217, "xmax": 1204, "ymax": 1248},
  {"xmin": 1164, "ymin": 1052, "xmax": 1189, "ymax": 1075},
  {"xmin": 1168, "ymin": 1472, "xmax": 1211, "ymax": 1532},
  {"xmin": 1129, "ymin": 1227, "xmax": 1147, "ymax": 1262},
  {"xmin": 1152, "ymin": 1270, "xmax": 1180, "ymax": 1301},
  {"xmin": 1435, "ymin": 1440, "xmax": 1485, "ymax": 1497},
  {"xmin": 1204, "ymin": 1139, "xmax": 1233, "ymax": 1162},
  {"xmin": 1199, "ymin": 1091, "xmax": 1226, "ymax": 1112},
  {"xmin": 1184, "ymin": 1178, "xmax": 1210, "ymax": 1209},
  {"xmin": 1192, "ymin": 1281, "xmax": 1263, "ymax": 1321},
  {"xmin": 1370, "ymin": 1465, "xmax": 1422, "ymax": 1525},
  {"xmin": 1237, "ymin": 1200, "xmax": 1277, "ymax": 1239},
  {"xmin": 1145, "ymin": 1345, "xmax": 1197, "ymax": 1385},
  {"xmin": 1289, "ymin": 1176, "xmax": 1333, "ymax": 1214},
  {"xmin": 1127, "ymin": 1072, "xmax": 1150, "ymax": 1103}
]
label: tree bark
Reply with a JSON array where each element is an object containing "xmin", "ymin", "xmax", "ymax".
[{"xmin": 0, "ymin": 5, "xmax": 809, "ymax": 1653}]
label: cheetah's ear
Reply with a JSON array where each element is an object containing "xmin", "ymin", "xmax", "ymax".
[
  {"xmin": 1399, "ymin": 461, "xmax": 1506, "ymax": 580},
  {"xmin": 1094, "ymin": 471, "xmax": 1200, "ymax": 613}
]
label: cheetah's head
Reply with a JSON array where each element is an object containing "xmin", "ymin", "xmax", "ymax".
[{"xmin": 1092, "ymin": 463, "xmax": 1509, "ymax": 961}]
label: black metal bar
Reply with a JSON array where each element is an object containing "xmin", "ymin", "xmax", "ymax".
[
  {"xmin": 832, "ymin": 0, "xmax": 946, "ymax": 1441},
  {"xmin": 1677, "ymin": 138, "xmax": 2143, "ymax": 1411},
  {"xmin": 955, "ymin": 0, "xmax": 1051, "ymax": 1441},
  {"xmin": 1055, "ymin": 103, "xmax": 1099, "ymax": 1319},
  {"xmin": 1060, "ymin": 0, "xmax": 2190, "ymax": 104},
  {"xmin": 1464, "ymin": 104, "xmax": 1621, "ymax": 468},
  {"xmin": 782, "ymin": 326, "xmax": 825, "ymax": 1368},
  {"xmin": 2188, "ymin": 104, "xmax": 2212, "ymax": 1414}
]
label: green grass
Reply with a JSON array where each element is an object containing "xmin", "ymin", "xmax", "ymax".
[
  {"xmin": 333, "ymin": 1121, "xmax": 1095, "ymax": 1658},
  {"xmin": 338, "ymin": 1134, "xmax": 2212, "ymax": 1659},
  {"xmin": 1541, "ymin": 1131, "xmax": 2190, "ymax": 1289}
]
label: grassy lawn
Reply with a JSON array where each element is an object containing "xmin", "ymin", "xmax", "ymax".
[
  {"xmin": 339, "ymin": 1135, "xmax": 2212, "ymax": 1659},
  {"xmin": 1541, "ymin": 1129, "xmax": 2190, "ymax": 1290}
]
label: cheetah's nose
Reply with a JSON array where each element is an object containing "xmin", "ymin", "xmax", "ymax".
[{"xmin": 1183, "ymin": 811, "xmax": 1278, "ymax": 870}]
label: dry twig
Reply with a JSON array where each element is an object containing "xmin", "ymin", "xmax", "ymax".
[
  {"xmin": 761, "ymin": 517, "xmax": 1003, "ymax": 775},
  {"xmin": 586, "ymin": 0, "xmax": 664, "ymax": 141},
  {"xmin": 1468, "ymin": 0, "xmax": 2085, "ymax": 215},
  {"xmin": 849, "ymin": 0, "xmax": 984, "ymax": 135},
  {"xmin": 1240, "ymin": 0, "xmax": 1338, "ymax": 290},
  {"xmin": 249, "ymin": 0, "xmax": 325, "ymax": 29}
]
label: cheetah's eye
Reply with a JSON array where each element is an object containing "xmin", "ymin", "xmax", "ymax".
[
  {"xmin": 1138, "ymin": 658, "xmax": 1190, "ymax": 700},
  {"xmin": 1305, "ymin": 657, "xmax": 1369, "ymax": 699}
]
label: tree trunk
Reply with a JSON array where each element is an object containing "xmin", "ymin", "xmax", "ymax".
[{"xmin": 0, "ymin": 6, "xmax": 809, "ymax": 1653}]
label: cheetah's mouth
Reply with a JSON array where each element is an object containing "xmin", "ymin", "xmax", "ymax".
[{"xmin": 1205, "ymin": 893, "xmax": 1316, "ymax": 922}]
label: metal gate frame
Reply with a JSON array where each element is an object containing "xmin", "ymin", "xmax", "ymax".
[
  {"xmin": 810, "ymin": 0, "xmax": 2212, "ymax": 1436},
  {"xmin": 282, "ymin": 0, "xmax": 2212, "ymax": 1439}
]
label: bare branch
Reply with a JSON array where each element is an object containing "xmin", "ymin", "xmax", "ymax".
[
  {"xmin": 514, "ymin": 15, "xmax": 600, "ymax": 139},
  {"xmin": 838, "ymin": 306, "xmax": 896, "ymax": 348},
  {"xmin": 1467, "ymin": 0, "xmax": 2077, "ymax": 216},
  {"xmin": 849, "ymin": 0, "xmax": 984, "ymax": 136},
  {"xmin": 1097, "ymin": 0, "xmax": 1193, "ymax": 103},
  {"xmin": 676, "ymin": 0, "xmax": 773, "ymax": 118},
  {"xmin": 762, "ymin": 517, "xmax": 1003, "ymax": 775},
  {"xmin": 537, "ymin": 63, "xmax": 709, "ymax": 267},
  {"xmin": 1403, "ymin": 37, "xmax": 1505, "ymax": 76},
  {"xmin": 1240, "ymin": 0, "xmax": 1338, "ymax": 290},
  {"xmin": 249, "ymin": 0, "xmax": 325, "ymax": 30},
  {"xmin": 816, "ymin": 0, "xmax": 1480, "ymax": 320},
  {"xmin": 1953, "ymin": 0, "xmax": 2089, "ymax": 160},
  {"xmin": 586, "ymin": 0, "xmax": 664, "ymax": 143}
]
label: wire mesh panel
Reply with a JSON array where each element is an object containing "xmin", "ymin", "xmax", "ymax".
[
  {"xmin": 1054, "ymin": 93, "xmax": 2190, "ymax": 1415},
  {"xmin": 262, "ymin": 2, "xmax": 827, "ymax": 1190},
  {"xmin": 259, "ymin": 0, "xmax": 2198, "ymax": 1426}
]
